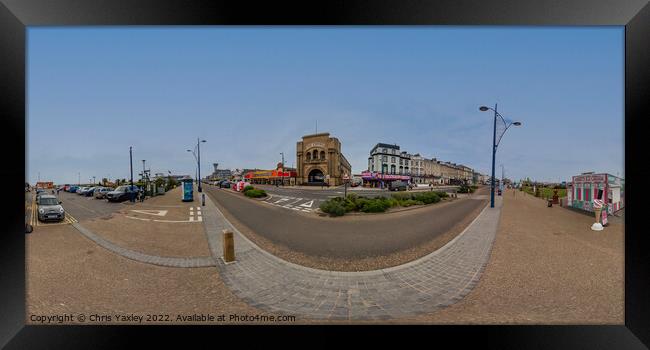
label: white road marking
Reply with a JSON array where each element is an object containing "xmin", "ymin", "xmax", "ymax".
[
  {"xmin": 152, "ymin": 219, "xmax": 200, "ymax": 223},
  {"xmin": 125, "ymin": 216, "xmax": 152, "ymax": 221},
  {"xmin": 299, "ymin": 200, "xmax": 314, "ymax": 208},
  {"xmin": 274, "ymin": 198, "xmax": 290, "ymax": 204},
  {"xmin": 130, "ymin": 209, "xmax": 168, "ymax": 216}
]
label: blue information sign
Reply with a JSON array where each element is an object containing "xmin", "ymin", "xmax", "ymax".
[{"xmin": 182, "ymin": 180, "xmax": 194, "ymax": 202}]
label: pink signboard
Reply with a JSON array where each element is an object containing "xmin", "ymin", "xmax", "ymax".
[
  {"xmin": 573, "ymin": 174, "xmax": 606, "ymax": 183},
  {"xmin": 361, "ymin": 171, "xmax": 410, "ymax": 181}
]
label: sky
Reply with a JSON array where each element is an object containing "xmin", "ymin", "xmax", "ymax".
[{"xmin": 27, "ymin": 27, "xmax": 624, "ymax": 185}]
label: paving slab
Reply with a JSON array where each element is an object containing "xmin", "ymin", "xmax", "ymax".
[{"xmin": 202, "ymin": 192, "xmax": 501, "ymax": 320}]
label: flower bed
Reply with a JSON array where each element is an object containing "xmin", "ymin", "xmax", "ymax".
[
  {"xmin": 319, "ymin": 191, "xmax": 449, "ymax": 217},
  {"xmin": 243, "ymin": 186, "xmax": 267, "ymax": 198}
]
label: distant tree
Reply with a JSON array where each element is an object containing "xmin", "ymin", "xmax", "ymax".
[
  {"xmin": 165, "ymin": 176, "xmax": 178, "ymax": 191},
  {"xmin": 101, "ymin": 178, "xmax": 108, "ymax": 186}
]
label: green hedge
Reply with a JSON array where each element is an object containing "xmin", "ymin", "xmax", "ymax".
[
  {"xmin": 457, "ymin": 184, "xmax": 475, "ymax": 193},
  {"xmin": 319, "ymin": 198, "xmax": 347, "ymax": 216},
  {"xmin": 320, "ymin": 192, "xmax": 442, "ymax": 217},
  {"xmin": 243, "ymin": 188, "xmax": 267, "ymax": 198}
]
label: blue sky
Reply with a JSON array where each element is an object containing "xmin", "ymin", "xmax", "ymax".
[{"xmin": 27, "ymin": 27, "xmax": 624, "ymax": 185}]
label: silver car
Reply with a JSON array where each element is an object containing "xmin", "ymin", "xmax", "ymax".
[
  {"xmin": 94, "ymin": 187, "xmax": 113, "ymax": 199},
  {"xmin": 37, "ymin": 194, "xmax": 65, "ymax": 222}
]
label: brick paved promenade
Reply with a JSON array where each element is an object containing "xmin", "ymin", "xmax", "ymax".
[
  {"xmin": 68, "ymin": 187, "xmax": 500, "ymax": 320},
  {"xmin": 202, "ymin": 193, "xmax": 501, "ymax": 320}
]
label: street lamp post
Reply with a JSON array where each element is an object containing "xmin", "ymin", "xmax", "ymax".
[
  {"xmin": 480, "ymin": 104, "xmax": 522, "ymax": 208},
  {"xmin": 187, "ymin": 149, "xmax": 197, "ymax": 184},
  {"xmin": 129, "ymin": 146, "xmax": 134, "ymax": 202},
  {"xmin": 188, "ymin": 139, "xmax": 206, "ymax": 192},
  {"xmin": 198, "ymin": 138, "xmax": 206, "ymax": 192},
  {"xmin": 280, "ymin": 152, "xmax": 285, "ymax": 186},
  {"xmin": 500, "ymin": 164, "xmax": 505, "ymax": 193}
]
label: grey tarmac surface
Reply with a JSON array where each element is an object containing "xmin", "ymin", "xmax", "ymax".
[
  {"xmin": 203, "ymin": 184, "xmax": 488, "ymax": 259},
  {"xmin": 57, "ymin": 190, "xmax": 131, "ymax": 221}
]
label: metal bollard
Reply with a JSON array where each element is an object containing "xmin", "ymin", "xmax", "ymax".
[
  {"xmin": 222, "ymin": 229, "xmax": 235, "ymax": 263},
  {"xmin": 202, "ymin": 193, "xmax": 205, "ymax": 206}
]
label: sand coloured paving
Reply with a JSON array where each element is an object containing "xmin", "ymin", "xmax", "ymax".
[
  {"xmin": 81, "ymin": 187, "xmax": 211, "ymax": 258},
  {"xmin": 399, "ymin": 188, "xmax": 624, "ymax": 324},
  {"xmin": 25, "ymin": 224, "xmax": 274, "ymax": 324}
]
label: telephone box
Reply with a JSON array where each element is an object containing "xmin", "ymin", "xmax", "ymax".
[{"xmin": 181, "ymin": 179, "xmax": 194, "ymax": 202}]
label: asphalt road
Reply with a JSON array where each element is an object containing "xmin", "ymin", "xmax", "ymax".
[
  {"xmin": 57, "ymin": 190, "xmax": 128, "ymax": 221},
  {"xmin": 204, "ymin": 184, "xmax": 489, "ymax": 258},
  {"xmin": 249, "ymin": 184, "xmax": 461, "ymax": 213}
]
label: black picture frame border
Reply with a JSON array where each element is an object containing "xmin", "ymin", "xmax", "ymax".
[{"xmin": 1, "ymin": 0, "xmax": 648, "ymax": 348}]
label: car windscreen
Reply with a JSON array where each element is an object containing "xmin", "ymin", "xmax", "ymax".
[
  {"xmin": 39, "ymin": 198, "xmax": 59, "ymax": 206},
  {"xmin": 115, "ymin": 186, "xmax": 129, "ymax": 192}
]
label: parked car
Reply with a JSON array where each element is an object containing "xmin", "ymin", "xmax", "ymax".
[
  {"xmin": 80, "ymin": 186, "xmax": 97, "ymax": 196},
  {"xmin": 219, "ymin": 181, "xmax": 231, "ymax": 188},
  {"xmin": 350, "ymin": 177, "xmax": 363, "ymax": 187},
  {"xmin": 36, "ymin": 194, "xmax": 65, "ymax": 222},
  {"xmin": 388, "ymin": 180, "xmax": 408, "ymax": 191},
  {"xmin": 76, "ymin": 187, "xmax": 88, "ymax": 195},
  {"xmin": 94, "ymin": 187, "xmax": 113, "ymax": 199},
  {"xmin": 67, "ymin": 185, "xmax": 79, "ymax": 193},
  {"xmin": 106, "ymin": 185, "xmax": 139, "ymax": 202}
]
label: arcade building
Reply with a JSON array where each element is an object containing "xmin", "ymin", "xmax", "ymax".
[{"xmin": 296, "ymin": 132, "xmax": 352, "ymax": 186}]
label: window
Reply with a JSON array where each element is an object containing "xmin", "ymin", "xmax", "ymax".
[
  {"xmin": 391, "ymin": 165, "xmax": 396, "ymax": 174},
  {"xmin": 382, "ymin": 155, "xmax": 387, "ymax": 162},
  {"xmin": 320, "ymin": 151, "xmax": 325, "ymax": 160},
  {"xmin": 399, "ymin": 159, "xmax": 403, "ymax": 165},
  {"xmin": 371, "ymin": 165, "xmax": 374, "ymax": 171},
  {"xmin": 306, "ymin": 153, "xmax": 311, "ymax": 161},
  {"xmin": 391, "ymin": 157, "xmax": 395, "ymax": 163},
  {"xmin": 382, "ymin": 148, "xmax": 387, "ymax": 153}
]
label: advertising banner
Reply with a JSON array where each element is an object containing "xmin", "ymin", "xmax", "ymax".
[{"xmin": 182, "ymin": 181, "xmax": 193, "ymax": 202}]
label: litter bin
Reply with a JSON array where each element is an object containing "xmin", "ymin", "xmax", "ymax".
[
  {"xmin": 547, "ymin": 198, "xmax": 553, "ymax": 207},
  {"xmin": 181, "ymin": 179, "xmax": 194, "ymax": 202}
]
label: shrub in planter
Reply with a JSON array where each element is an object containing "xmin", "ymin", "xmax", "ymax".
[
  {"xmin": 355, "ymin": 197, "xmax": 369, "ymax": 210},
  {"xmin": 413, "ymin": 192, "xmax": 440, "ymax": 204},
  {"xmin": 244, "ymin": 189, "xmax": 267, "ymax": 198},
  {"xmin": 320, "ymin": 199, "xmax": 347, "ymax": 216},
  {"xmin": 434, "ymin": 191, "xmax": 449, "ymax": 198},
  {"xmin": 391, "ymin": 192, "xmax": 413, "ymax": 201},
  {"xmin": 401, "ymin": 199, "xmax": 421, "ymax": 207},
  {"xmin": 360, "ymin": 200, "xmax": 390, "ymax": 213},
  {"xmin": 243, "ymin": 185, "xmax": 255, "ymax": 192}
]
